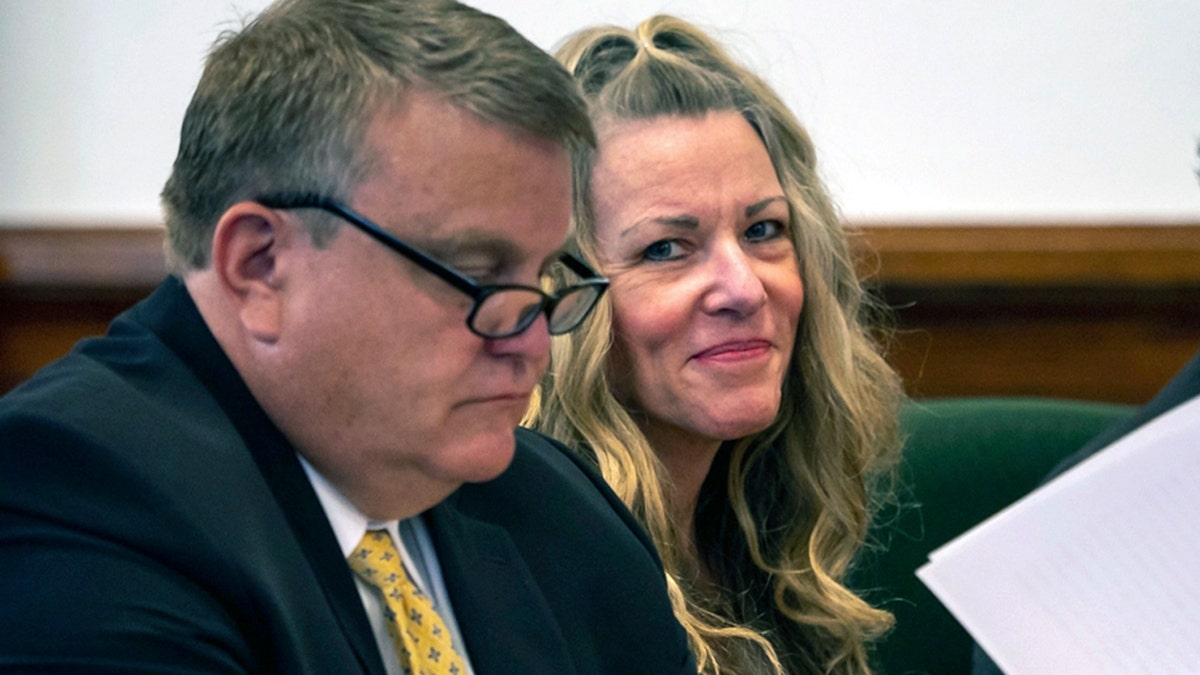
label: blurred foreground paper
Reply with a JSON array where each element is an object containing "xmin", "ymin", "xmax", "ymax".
[{"xmin": 916, "ymin": 393, "xmax": 1200, "ymax": 675}]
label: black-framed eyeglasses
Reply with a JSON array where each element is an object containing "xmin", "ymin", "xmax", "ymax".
[{"xmin": 256, "ymin": 193, "xmax": 608, "ymax": 339}]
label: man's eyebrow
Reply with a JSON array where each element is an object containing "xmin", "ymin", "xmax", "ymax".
[
  {"xmin": 420, "ymin": 231, "xmax": 524, "ymax": 262},
  {"xmin": 420, "ymin": 230, "xmax": 572, "ymax": 279},
  {"xmin": 745, "ymin": 196, "xmax": 788, "ymax": 218},
  {"xmin": 620, "ymin": 214, "xmax": 700, "ymax": 239}
]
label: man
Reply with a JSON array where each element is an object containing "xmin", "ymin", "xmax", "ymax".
[{"xmin": 0, "ymin": 1, "xmax": 695, "ymax": 673}]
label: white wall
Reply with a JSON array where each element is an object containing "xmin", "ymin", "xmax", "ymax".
[{"xmin": 2, "ymin": 0, "xmax": 1198, "ymax": 225}]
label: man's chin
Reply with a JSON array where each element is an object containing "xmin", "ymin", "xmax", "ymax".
[{"xmin": 433, "ymin": 427, "xmax": 518, "ymax": 485}]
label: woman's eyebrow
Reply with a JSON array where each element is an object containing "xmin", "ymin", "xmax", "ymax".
[
  {"xmin": 617, "ymin": 197, "xmax": 787, "ymax": 240},
  {"xmin": 620, "ymin": 214, "xmax": 700, "ymax": 239},
  {"xmin": 745, "ymin": 196, "xmax": 788, "ymax": 218}
]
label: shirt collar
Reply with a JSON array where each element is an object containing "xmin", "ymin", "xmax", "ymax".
[{"xmin": 297, "ymin": 454, "xmax": 400, "ymax": 558}]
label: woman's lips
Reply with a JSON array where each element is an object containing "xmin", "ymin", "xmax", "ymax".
[{"xmin": 691, "ymin": 339, "xmax": 772, "ymax": 362}]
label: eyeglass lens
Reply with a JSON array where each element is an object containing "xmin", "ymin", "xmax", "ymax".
[{"xmin": 470, "ymin": 283, "xmax": 601, "ymax": 338}]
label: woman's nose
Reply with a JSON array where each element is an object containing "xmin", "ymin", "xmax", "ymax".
[{"xmin": 699, "ymin": 242, "xmax": 767, "ymax": 317}]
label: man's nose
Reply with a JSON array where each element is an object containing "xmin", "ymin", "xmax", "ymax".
[{"xmin": 483, "ymin": 310, "xmax": 552, "ymax": 361}]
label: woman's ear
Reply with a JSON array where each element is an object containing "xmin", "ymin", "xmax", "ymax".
[{"xmin": 209, "ymin": 202, "xmax": 293, "ymax": 343}]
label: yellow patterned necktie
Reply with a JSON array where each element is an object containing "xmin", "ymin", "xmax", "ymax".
[{"xmin": 348, "ymin": 529, "xmax": 466, "ymax": 675}]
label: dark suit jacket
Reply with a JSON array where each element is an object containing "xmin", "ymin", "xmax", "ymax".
[
  {"xmin": 0, "ymin": 277, "xmax": 695, "ymax": 675},
  {"xmin": 971, "ymin": 348, "xmax": 1200, "ymax": 675}
]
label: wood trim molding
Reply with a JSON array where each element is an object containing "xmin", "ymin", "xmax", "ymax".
[
  {"xmin": 4, "ymin": 220, "xmax": 1198, "ymax": 289},
  {"xmin": 0, "ymin": 226, "xmax": 167, "ymax": 289},
  {"xmin": 850, "ymin": 221, "xmax": 1200, "ymax": 287},
  {"xmin": 3, "ymin": 220, "xmax": 1199, "ymax": 402}
]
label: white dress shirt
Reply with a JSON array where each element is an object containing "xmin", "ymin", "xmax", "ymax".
[{"xmin": 300, "ymin": 456, "xmax": 475, "ymax": 675}]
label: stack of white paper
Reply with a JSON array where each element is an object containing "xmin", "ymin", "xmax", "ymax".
[{"xmin": 916, "ymin": 394, "xmax": 1200, "ymax": 674}]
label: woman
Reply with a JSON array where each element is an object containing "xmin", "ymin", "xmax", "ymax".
[{"xmin": 524, "ymin": 15, "xmax": 905, "ymax": 675}]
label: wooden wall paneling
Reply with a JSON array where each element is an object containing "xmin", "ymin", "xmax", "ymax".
[
  {"xmin": 0, "ymin": 227, "xmax": 167, "ymax": 393},
  {"xmin": 0, "ymin": 290, "xmax": 150, "ymax": 393},
  {"xmin": 852, "ymin": 223, "xmax": 1200, "ymax": 404},
  {"xmin": 876, "ymin": 284, "xmax": 1200, "ymax": 403},
  {"xmin": 2, "ymin": 222, "xmax": 1199, "ymax": 402}
]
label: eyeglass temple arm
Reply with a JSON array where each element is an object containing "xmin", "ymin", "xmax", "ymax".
[
  {"xmin": 256, "ymin": 192, "xmax": 481, "ymax": 296},
  {"xmin": 558, "ymin": 250, "xmax": 603, "ymax": 281},
  {"xmin": 257, "ymin": 192, "xmax": 607, "ymax": 296}
]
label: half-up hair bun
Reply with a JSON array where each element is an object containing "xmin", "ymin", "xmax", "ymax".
[
  {"xmin": 640, "ymin": 19, "xmax": 702, "ymax": 59},
  {"xmin": 572, "ymin": 31, "xmax": 638, "ymax": 95},
  {"xmin": 637, "ymin": 15, "xmax": 737, "ymax": 74}
]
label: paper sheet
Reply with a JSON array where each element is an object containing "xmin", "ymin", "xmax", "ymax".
[{"xmin": 916, "ymin": 394, "xmax": 1200, "ymax": 674}]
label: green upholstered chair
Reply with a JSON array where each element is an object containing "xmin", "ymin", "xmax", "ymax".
[{"xmin": 853, "ymin": 397, "xmax": 1135, "ymax": 674}]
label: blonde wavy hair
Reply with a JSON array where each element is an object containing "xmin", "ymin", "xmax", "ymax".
[{"xmin": 524, "ymin": 14, "xmax": 904, "ymax": 675}]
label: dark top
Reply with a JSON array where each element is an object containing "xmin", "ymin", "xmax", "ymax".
[{"xmin": 0, "ymin": 276, "xmax": 696, "ymax": 675}]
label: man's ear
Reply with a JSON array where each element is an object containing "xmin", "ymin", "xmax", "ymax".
[{"xmin": 210, "ymin": 202, "xmax": 295, "ymax": 343}]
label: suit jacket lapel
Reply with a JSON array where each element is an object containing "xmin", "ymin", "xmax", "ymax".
[
  {"xmin": 243, "ymin": 433, "xmax": 386, "ymax": 675},
  {"xmin": 426, "ymin": 497, "xmax": 575, "ymax": 674},
  {"xmin": 138, "ymin": 278, "xmax": 386, "ymax": 675}
]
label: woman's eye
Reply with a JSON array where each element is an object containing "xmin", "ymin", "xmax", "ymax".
[
  {"xmin": 745, "ymin": 220, "xmax": 785, "ymax": 242},
  {"xmin": 642, "ymin": 239, "xmax": 681, "ymax": 262}
]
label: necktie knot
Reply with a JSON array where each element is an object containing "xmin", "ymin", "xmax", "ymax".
[{"xmin": 349, "ymin": 529, "xmax": 466, "ymax": 675}]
